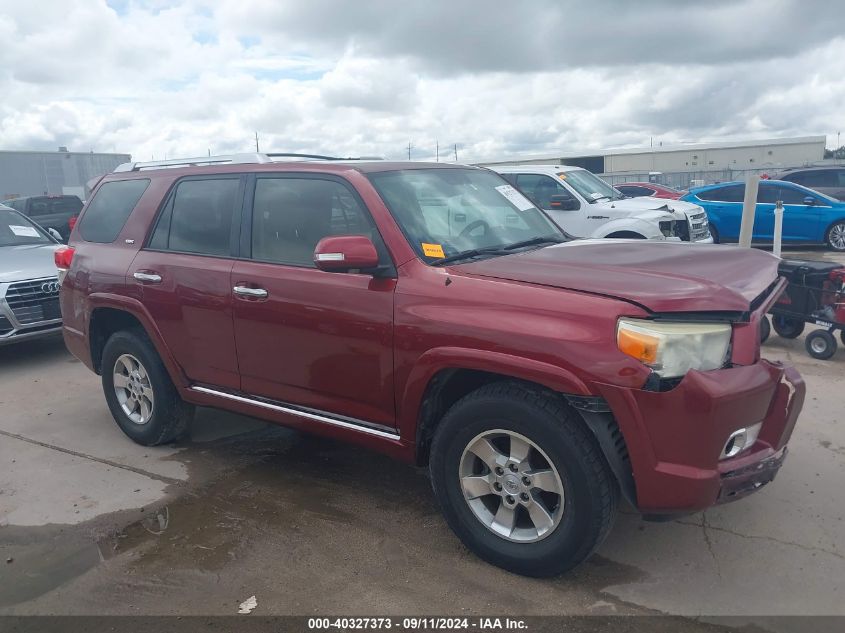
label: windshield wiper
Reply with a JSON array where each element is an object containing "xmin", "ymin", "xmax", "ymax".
[
  {"xmin": 501, "ymin": 236, "xmax": 565, "ymax": 251},
  {"xmin": 433, "ymin": 236, "xmax": 565, "ymax": 266},
  {"xmin": 432, "ymin": 247, "xmax": 507, "ymax": 266}
]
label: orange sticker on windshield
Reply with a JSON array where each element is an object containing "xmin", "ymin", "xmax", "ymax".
[{"xmin": 422, "ymin": 243, "xmax": 445, "ymax": 258}]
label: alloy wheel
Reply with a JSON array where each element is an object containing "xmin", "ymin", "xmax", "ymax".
[
  {"xmin": 459, "ymin": 429, "xmax": 564, "ymax": 543},
  {"xmin": 829, "ymin": 222, "xmax": 845, "ymax": 251},
  {"xmin": 113, "ymin": 353, "xmax": 155, "ymax": 425}
]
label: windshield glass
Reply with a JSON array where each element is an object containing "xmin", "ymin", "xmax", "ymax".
[
  {"xmin": 558, "ymin": 170, "xmax": 623, "ymax": 202},
  {"xmin": 368, "ymin": 168, "xmax": 564, "ymax": 264},
  {"xmin": 0, "ymin": 208, "xmax": 51, "ymax": 247}
]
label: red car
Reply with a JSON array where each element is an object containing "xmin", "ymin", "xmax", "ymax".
[
  {"xmin": 615, "ymin": 182, "xmax": 685, "ymax": 199},
  {"xmin": 55, "ymin": 155, "xmax": 804, "ymax": 577}
]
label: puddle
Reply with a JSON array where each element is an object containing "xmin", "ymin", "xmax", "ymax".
[{"xmin": 0, "ymin": 524, "xmax": 104, "ymax": 608}]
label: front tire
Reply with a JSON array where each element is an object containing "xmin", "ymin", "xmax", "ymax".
[
  {"xmin": 429, "ymin": 382, "xmax": 618, "ymax": 577},
  {"xmin": 826, "ymin": 221, "xmax": 845, "ymax": 252},
  {"xmin": 805, "ymin": 330, "xmax": 837, "ymax": 360},
  {"xmin": 101, "ymin": 329, "xmax": 194, "ymax": 445}
]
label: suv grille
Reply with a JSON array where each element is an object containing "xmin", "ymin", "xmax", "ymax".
[
  {"xmin": 0, "ymin": 314, "xmax": 11, "ymax": 334},
  {"xmin": 4, "ymin": 278, "xmax": 62, "ymax": 324}
]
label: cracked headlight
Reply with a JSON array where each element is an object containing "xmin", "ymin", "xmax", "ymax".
[{"xmin": 616, "ymin": 318, "xmax": 731, "ymax": 379}]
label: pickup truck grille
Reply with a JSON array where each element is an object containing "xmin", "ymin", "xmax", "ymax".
[
  {"xmin": 687, "ymin": 211, "xmax": 710, "ymax": 242},
  {"xmin": 4, "ymin": 278, "xmax": 62, "ymax": 324}
]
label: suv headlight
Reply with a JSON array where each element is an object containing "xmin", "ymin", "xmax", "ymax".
[{"xmin": 616, "ymin": 318, "xmax": 731, "ymax": 379}]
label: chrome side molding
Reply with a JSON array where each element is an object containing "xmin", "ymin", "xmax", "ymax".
[{"xmin": 189, "ymin": 386, "xmax": 401, "ymax": 440}]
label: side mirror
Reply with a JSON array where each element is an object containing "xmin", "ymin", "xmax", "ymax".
[
  {"xmin": 549, "ymin": 195, "xmax": 580, "ymax": 211},
  {"xmin": 47, "ymin": 228, "xmax": 64, "ymax": 242},
  {"xmin": 803, "ymin": 196, "xmax": 816, "ymax": 206},
  {"xmin": 314, "ymin": 235, "xmax": 379, "ymax": 272}
]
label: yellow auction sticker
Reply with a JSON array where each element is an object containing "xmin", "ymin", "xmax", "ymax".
[{"xmin": 422, "ymin": 243, "xmax": 446, "ymax": 258}]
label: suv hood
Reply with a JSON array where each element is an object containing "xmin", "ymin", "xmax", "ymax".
[
  {"xmin": 597, "ymin": 197, "xmax": 700, "ymax": 218},
  {"xmin": 458, "ymin": 240, "xmax": 779, "ymax": 313},
  {"xmin": 0, "ymin": 244, "xmax": 60, "ymax": 284}
]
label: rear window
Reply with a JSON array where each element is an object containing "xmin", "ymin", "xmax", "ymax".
[
  {"xmin": 28, "ymin": 196, "xmax": 83, "ymax": 217},
  {"xmin": 78, "ymin": 179, "xmax": 150, "ymax": 243}
]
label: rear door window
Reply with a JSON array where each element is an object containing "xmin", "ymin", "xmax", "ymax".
[
  {"xmin": 149, "ymin": 178, "xmax": 241, "ymax": 256},
  {"xmin": 697, "ymin": 185, "xmax": 744, "ymax": 202},
  {"xmin": 78, "ymin": 180, "xmax": 150, "ymax": 243}
]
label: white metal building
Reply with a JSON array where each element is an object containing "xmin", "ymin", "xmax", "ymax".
[
  {"xmin": 0, "ymin": 148, "xmax": 131, "ymax": 201},
  {"xmin": 476, "ymin": 136, "xmax": 827, "ymax": 189}
]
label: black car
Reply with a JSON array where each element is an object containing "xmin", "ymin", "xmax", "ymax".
[
  {"xmin": 772, "ymin": 167, "xmax": 845, "ymax": 201},
  {"xmin": 2, "ymin": 194, "xmax": 83, "ymax": 241}
]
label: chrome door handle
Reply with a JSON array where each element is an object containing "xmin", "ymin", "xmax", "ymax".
[
  {"xmin": 133, "ymin": 271, "xmax": 162, "ymax": 283},
  {"xmin": 233, "ymin": 286, "xmax": 268, "ymax": 298}
]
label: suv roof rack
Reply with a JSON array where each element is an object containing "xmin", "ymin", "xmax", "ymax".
[{"xmin": 114, "ymin": 152, "xmax": 384, "ymax": 173}]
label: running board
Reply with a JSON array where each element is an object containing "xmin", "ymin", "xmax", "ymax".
[{"xmin": 189, "ymin": 386, "xmax": 401, "ymax": 440}]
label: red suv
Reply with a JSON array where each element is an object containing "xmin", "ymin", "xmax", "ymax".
[{"xmin": 56, "ymin": 155, "xmax": 805, "ymax": 577}]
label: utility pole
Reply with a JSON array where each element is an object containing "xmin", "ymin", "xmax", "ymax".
[
  {"xmin": 436, "ymin": 140, "xmax": 439, "ymax": 162},
  {"xmin": 454, "ymin": 144, "xmax": 458, "ymax": 162},
  {"xmin": 407, "ymin": 141, "xmax": 412, "ymax": 160},
  {"xmin": 255, "ymin": 132, "xmax": 260, "ymax": 153}
]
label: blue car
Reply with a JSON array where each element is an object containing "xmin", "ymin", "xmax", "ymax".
[{"xmin": 681, "ymin": 180, "xmax": 845, "ymax": 251}]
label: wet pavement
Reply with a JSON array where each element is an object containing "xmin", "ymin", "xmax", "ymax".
[{"xmin": 1, "ymin": 247, "xmax": 844, "ymax": 626}]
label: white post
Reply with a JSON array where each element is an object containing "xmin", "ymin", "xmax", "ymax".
[
  {"xmin": 773, "ymin": 199, "xmax": 784, "ymax": 258},
  {"xmin": 738, "ymin": 174, "xmax": 759, "ymax": 248}
]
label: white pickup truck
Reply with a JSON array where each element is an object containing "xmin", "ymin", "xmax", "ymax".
[{"xmin": 491, "ymin": 165, "xmax": 712, "ymax": 243}]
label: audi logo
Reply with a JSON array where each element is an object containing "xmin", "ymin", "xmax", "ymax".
[{"xmin": 41, "ymin": 281, "xmax": 60, "ymax": 294}]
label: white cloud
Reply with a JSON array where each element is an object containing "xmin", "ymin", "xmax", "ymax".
[{"xmin": 0, "ymin": 0, "xmax": 842, "ymax": 164}]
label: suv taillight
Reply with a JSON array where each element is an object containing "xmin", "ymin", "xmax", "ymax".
[{"xmin": 54, "ymin": 246, "xmax": 75, "ymax": 283}]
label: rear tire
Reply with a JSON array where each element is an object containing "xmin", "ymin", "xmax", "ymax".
[
  {"xmin": 429, "ymin": 382, "xmax": 618, "ymax": 577},
  {"xmin": 759, "ymin": 316, "xmax": 770, "ymax": 344},
  {"xmin": 101, "ymin": 329, "xmax": 194, "ymax": 445},
  {"xmin": 805, "ymin": 330, "xmax": 837, "ymax": 360},
  {"xmin": 825, "ymin": 221, "xmax": 845, "ymax": 252},
  {"xmin": 772, "ymin": 315, "xmax": 805, "ymax": 339}
]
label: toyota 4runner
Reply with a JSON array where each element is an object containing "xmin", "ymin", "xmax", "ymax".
[{"xmin": 57, "ymin": 154, "xmax": 804, "ymax": 577}]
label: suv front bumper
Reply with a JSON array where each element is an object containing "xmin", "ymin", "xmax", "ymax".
[{"xmin": 596, "ymin": 360, "xmax": 805, "ymax": 514}]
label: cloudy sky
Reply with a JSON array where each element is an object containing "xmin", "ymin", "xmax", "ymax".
[{"xmin": 0, "ymin": 0, "xmax": 843, "ymax": 162}]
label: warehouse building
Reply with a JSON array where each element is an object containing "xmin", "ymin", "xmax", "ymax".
[
  {"xmin": 477, "ymin": 135, "xmax": 827, "ymax": 189},
  {"xmin": 0, "ymin": 148, "xmax": 130, "ymax": 201}
]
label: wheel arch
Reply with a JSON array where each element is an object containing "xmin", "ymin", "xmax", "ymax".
[
  {"xmin": 87, "ymin": 295, "xmax": 187, "ymax": 388},
  {"xmin": 402, "ymin": 347, "xmax": 635, "ymax": 499}
]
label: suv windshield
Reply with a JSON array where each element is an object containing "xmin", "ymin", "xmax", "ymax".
[
  {"xmin": 559, "ymin": 170, "xmax": 623, "ymax": 202},
  {"xmin": 0, "ymin": 208, "xmax": 51, "ymax": 247},
  {"xmin": 368, "ymin": 168, "xmax": 563, "ymax": 264}
]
